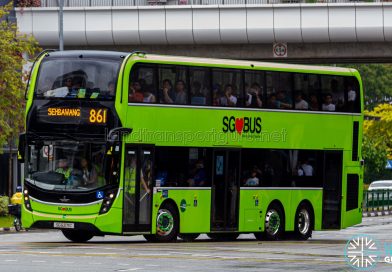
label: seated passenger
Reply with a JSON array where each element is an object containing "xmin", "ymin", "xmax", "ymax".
[
  {"xmin": 276, "ymin": 90, "xmax": 292, "ymax": 109},
  {"xmin": 80, "ymin": 158, "xmax": 98, "ymax": 187},
  {"xmin": 191, "ymin": 81, "xmax": 207, "ymax": 105},
  {"xmin": 143, "ymin": 85, "xmax": 156, "ymax": 103},
  {"xmin": 322, "ymin": 93, "xmax": 336, "ymax": 111},
  {"xmin": 246, "ymin": 83, "xmax": 262, "ymax": 108},
  {"xmin": 294, "ymin": 92, "xmax": 309, "ymax": 110},
  {"xmin": 244, "ymin": 170, "xmax": 260, "ymax": 186},
  {"xmin": 55, "ymin": 158, "xmax": 73, "ymax": 184},
  {"xmin": 108, "ymin": 81, "xmax": 115, "ymax": 96},
  {"xmin": 212, "ymin": 84, "xmax": 221, "ymax": 106},
  {"xmin": 187, "ymin": 160, "xmax": 206, "ymax": 187},
  {"xmin": 160, "ymin": 79, "xmax": 175, "ymax": 104},
  {"xmin": 309, "ymin": 93, "xmax": 319, "ymax": 111},
  {"xmin": 174, "ymin": 80, "xmax": 187, "ymax": 104},
  {"xmin": 267, "ymin": 93, "xmax": 278, "ymax": 109},
  {"xmin": 129, "ymin": 81, "xmax": 144, "ymax": 102},
  {"xmin": 219, "ymin": 84, "xmax": 237, "ymax": 106}
]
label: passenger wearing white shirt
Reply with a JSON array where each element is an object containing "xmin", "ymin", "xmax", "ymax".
[
  {"xmin": 220, "ymin": 84, "xmax": 237, "ymax": 107},
  {"xmin": 322, "ymin": 94, "xmax": 336, "ymax": 111},
  {"xmin": 294, "ymin": 92, "xmax": 309, "ymax": 110}
]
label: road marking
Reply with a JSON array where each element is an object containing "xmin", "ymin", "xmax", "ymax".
[
  {"xmin": 88, "ymin": 262, "xmax": 102, "ymax": 265},
  {"xmin": 4, "ymin": 260, "xmax": 17, "ymax": 262},
  {"xmin": 61, "ymin": 261, "xmax": 74, "ymax": 264},
  {"xmin": 117, "ymin": 268, "xmax": 142, "ymax": 272},
  {"xmin": 32, "ymin": 260, "xmax": 46, "ymax": 263}
]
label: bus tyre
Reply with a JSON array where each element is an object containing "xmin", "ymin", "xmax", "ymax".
[
  {"xmin": 178, "ymin": 233, "xmax": 200, "ymax": 242},
  {"xmin": 264, "ymin": 204, "xmax": 284, "ymax": 240},
  {"xmin": 154, "ymin": 203, "xmax": 179, "ymax": 242},
  {"xmin": 294, "ymin": 203, "xmax": 313, "ymax": 240},
  {"xmin": 207, "ymin": 233, "xmax": 239, "ymax": 241},
  {"xmin": 62, "ymin": 230, "xmax": 93, "ymax": 243}
]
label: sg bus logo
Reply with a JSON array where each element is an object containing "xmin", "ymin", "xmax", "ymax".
[{"xmin": 222, "ymin": 116, "xmax": 262, "ymax": 135}]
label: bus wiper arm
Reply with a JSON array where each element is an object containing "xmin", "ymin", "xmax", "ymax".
[{"xmin": 56, "ymin": 133, "xmax": 78, "ymax": 141}]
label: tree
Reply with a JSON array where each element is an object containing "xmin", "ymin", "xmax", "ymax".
[
  {"xmin": 0, "ymin": 4, "xmax": 40, "ymax": 196},
  {"xmin": 348, "ymin": 64, "xmax": 392, "ymax": 110},
  {"xmin": 363, "ymin": 104, "xmax": 392, "ymax": 183}
]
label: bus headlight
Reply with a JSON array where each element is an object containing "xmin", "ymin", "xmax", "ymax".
[
  {"xmin": 99, "ymin": 189, "xmax": 118, "ymax": 215},
  {"xmin": 23, "ymin": 189, "xmax": 32, "ymax": 211}
]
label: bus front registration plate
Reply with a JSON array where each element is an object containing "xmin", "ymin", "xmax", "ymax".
[{"xmin": 54, "ymin": 222, "xmax": 74, "ymax": 229}]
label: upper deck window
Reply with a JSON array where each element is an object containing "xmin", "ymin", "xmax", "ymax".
[{"xmin": 35, "ymin": 58, "xmax": 121, "ymax": 100}]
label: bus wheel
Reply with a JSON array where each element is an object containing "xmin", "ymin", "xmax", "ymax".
[
  {"xmin": 62, "ymin": 230, "xmax": 93, "ymax": 243},
  {"xmin": 178, "ymin": 233, "xmax": 200, "ymax": 242},
  {"xmin": 294, "ymin": 203, "xmax": 313, "ymax": 240},
  {"xmin": 207, "ymin": 233, "xmax": 239, "ymax": 241},
  {"xmin": 155, "ymin": 203, "xmax": 178, "ymax": 242},
  {"xmin": 264, "ymin": 204, "xmax": 284, "ymax": 240}
]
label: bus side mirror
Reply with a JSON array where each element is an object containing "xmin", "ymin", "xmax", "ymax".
[{"xmin": 18, "ymin": 133, "xmax": 26, "ymax": 163}]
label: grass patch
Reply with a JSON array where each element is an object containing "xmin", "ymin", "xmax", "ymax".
[{"xmin": 0, "ymin": 216, "xmax": 14, "ymax": 228}]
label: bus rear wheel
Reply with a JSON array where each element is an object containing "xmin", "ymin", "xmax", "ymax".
[
  {"xmin": 178, "ymin": 233, "xmax": 200, "ymax": 242},
  {"xmin": 294, "ymin": 203, "xmax": 313, "ymax": 240},
  {"xmin": 264, "ymin": 204, "xmax": 284, "ymax": 240},
  {"xmin": 154, "ymin": 203, "xmax": 179, "ymax": 242},
  {"xmin": 62, "ymin": 230, "xmax": 93, "ymax": 243}
]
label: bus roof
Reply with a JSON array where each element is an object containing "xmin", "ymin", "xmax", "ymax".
[{"xmin": 130, "ymin": 53, "xmax": 357, "ymax": 75}]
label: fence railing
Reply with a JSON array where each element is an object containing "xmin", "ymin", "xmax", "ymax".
[
  {"xmin": 363, "ymin": 189, "xmax": 392, "ymax": 214},
  {"xmin": 37, "ymin": 0, "xmax": 389, "ymax": 7}
]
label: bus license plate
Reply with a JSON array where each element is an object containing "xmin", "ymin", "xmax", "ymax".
[{"xmin": 54, "ymin": 222, "xmax": 74, "ymax": 229}]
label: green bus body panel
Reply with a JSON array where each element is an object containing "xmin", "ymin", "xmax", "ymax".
[
  {"xmin": 152, "ymin": 189, "xmax": 211, "ymax": 234},
  {"xmin": 30, "ymin": 199, "xmax": 102, "ymax": 215},
  {"xmin": 238, "ymin": 189, "xmax": 323, "ymax": 232},
  {"xmin": 123, "ymin": 106, "xmax": 355, "ymax": 150}
]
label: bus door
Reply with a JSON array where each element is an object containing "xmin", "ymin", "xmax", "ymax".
[
  {"xmin": 322, "ymin": 151, "xmax": 343, "ymax": 229},
  {"xmin": 123, "ymin": 146, "xmax": 154, "ymax": 233},
  {"xmin": 211, "ymin": 149, "xmax": 240, "ymax": 231}
]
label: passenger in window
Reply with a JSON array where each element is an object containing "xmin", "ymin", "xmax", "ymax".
[
  {"xmin": 322, "ymin": 93, "xmax": 336, "ymax": 111},
  {"xmin": 347, "ymin": 85, "xmax": 357, "ymax": 112},
  {"xmin": 160, "ymin": 79, "xmax": 174, "ymax": 104},
  {"xmin": 220, "ymin": 84, "xmax": 237, "ymax": 107},
  {"xmin": 174, "ymin": 80, "xmax": 187, "ymax": 104},
  {"xmin": 246, "ymin": 83, "xmax": 263, "ymax": 108},
  {"xmin": 309, "ymin": 93, "xmax": 319, "ymax": 111},
  {"xmin": 190, "ymin": 81, "xmax": 207, "ymax": 105},
  {"xmin": 187, "ymin": 159, "xmax": 206, "ymax": 187},
  {"xmin": 163, "ymin": 80, "xmax": 187, "ymax": 104},
  {"xmin": 267, "ymin": 93, "xmax": 277, "ymax": 108},
  {"xmin": 297, "ymin": 159, "xmax": 314, "ymax": 176},
  {"xmin": 276, "ymin": 90, "xmax": 292, "ymax": 109},
  {"xmin": 143, "ymin": 85, "xmax": 156, "ymax": 103},
  {"xmin": 107, "ymin": 81, "xmax": 115, "ymax": 96},
  {"xmin": 330, "ymin": 79, "xmax": 344, "ymax": 110},
  {"xmin": 244, "ymin": 166, "xmax": 262, "ymax": 186},
  {"xmin": 129, "ymin": 81, "xmax": 144, "ymax": 102},
  {"xmin": 294, "ymin": 92, "xmax": 309, "ymax": 110},
  {"xmin": 212, "ymin": 84, "xmax": 221, "ymax": 106}
]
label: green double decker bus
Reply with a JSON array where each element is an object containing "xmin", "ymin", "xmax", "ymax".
[{"xmin": 19, "ymin": 50, "xmax": 363, "ymax": 242}]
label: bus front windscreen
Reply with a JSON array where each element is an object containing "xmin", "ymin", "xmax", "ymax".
[
  {"xmin": 26, "ymin": 141, "xmax": 118, "ymax": 192},
  {"xmin": 35, "ymin": 58, "xmax": 121, "ymax": 100}
]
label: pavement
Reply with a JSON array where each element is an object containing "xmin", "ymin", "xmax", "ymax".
[{"xmin": 0, "ymin": 216, "xmax": 392, "ymax": 271}]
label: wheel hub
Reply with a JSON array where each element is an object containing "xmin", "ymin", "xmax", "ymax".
[
  {"xmin": 157, "ymin": 209, "xmax": 174, "ymax": 236},
  {"xmin": 298, "ymin": 209, "xmax": 310, "ymax": 235},
  {"xmin": 265, "ymin": 209, "xmax": 280, "ymax": 236}
]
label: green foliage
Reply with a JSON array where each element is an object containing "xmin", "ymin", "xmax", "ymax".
[
  {"xmin": 363, "ymin": 104, "xmax": 392, "ymax": 183},
  {"xmin": 0, "ymin": 196, "xmax": 9, "ymax": 216},
  {"xmin": 0, "ymin": 4, "xmax": 40, "ymax": 150},
  {"xmin": 348, "ymin": 64, "xmax": 392, "ymax": 110}
]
